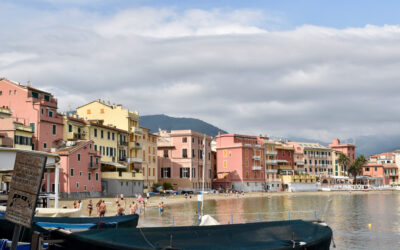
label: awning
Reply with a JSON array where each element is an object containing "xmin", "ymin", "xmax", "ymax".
[{"xmin": 101, "ymin": 161, "xmax": 127, "ymax": 169}]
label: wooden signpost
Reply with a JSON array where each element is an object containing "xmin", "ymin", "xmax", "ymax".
[{"xmin": 5, "ymin": 151, "xmax": 47, "ymax": 250}]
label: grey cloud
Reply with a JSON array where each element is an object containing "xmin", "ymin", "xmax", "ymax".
[{"xmin": 1, "ymin": 5, "xmax": 400, "ymax": 142}]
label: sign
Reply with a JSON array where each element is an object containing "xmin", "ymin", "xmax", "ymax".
[
  {"xmin": 197, "ymin": 194, "xmax": 203, "ymax": 202},
  {"xmin": 5, "ymin": 151, "xmax": 47, "ymax": 228}
]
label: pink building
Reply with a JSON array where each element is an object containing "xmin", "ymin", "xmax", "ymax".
[
  {"xmin": 0, "ymin": 78, "xmax": 64, "ymax": 151},
  {"xmin": 157, "ymin": 130, "xmax": 212, "ymax": 192},
  {"xmin": 329, "ymin": 138, "xmax": 356, "ymax": 163},
  {"xmin": 214, "ymin": 133, "xmax": 265, "ymax": 192},
  {"xmin": 45, "ymin": 140, "xmax": 102, "ymax": 198}
]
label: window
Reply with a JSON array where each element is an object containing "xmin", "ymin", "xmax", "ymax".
[
  {"xmin": 101, "ymin": 130, "xmax": 104, "ymax": 138},
  {"xmin": 365, "ymin": 167, "xmax": 370, "ymax": 171},
  {"xmin": 41, "ymin": 108, "xmax": 44, "ymax": 115},
  {"xmin": 79, "ymin": 171, "xmax": 83, "ymax": 176},
  {"xmin": 161, "ymin": 168, "xmax": 171, "ymax": 178},
  {"xmin": 223, "ymin": 150, "xmax": 227, "ymax": 157},
  {"xmin": 107, "ymin": 131, "xmax": 110, "ymax": 140},
  {"xmin": 180, "ymin": 168, "xmax": 190, "ymax": 178},
  {"xmin": 68, "ymin": 124, "xmax": 72, "ymax": 132},
  {"xmin": 88, "ymin": 173, "xmax": 92, "ymax": 181},
  {"xmin": 199, "ymin": 150, "xmax": 203, "ymax": 159},
  {"xmin": 192, "ymin": 149, "xmax": 195, "ymax": 157},
  {"xmin": 112, "ymin": 133, "xmax": 115, "ymax": 140},
  {"xmin": 182, "ymin": 137, "xmax": 187, "ymax": 143},
  {"xmin": 52, "ymin": 124, "xmax": 56, "ymax": 135},
  {"xmin": 48, "ymin": 110, "xmax": 53, "ymax": 117},
  {"xmin": 76, "ymin": 182, "xmax": 79, "ymax": 189},
  {"xmin": 182, "ymin": 149, "xmax": 188, "ymax": 158},
  {"xmin": 94, "ymin": 145, "xmax": 97, "ymax": 151},
  {"xmin": 44, "ymin": 95, "xmax": 50, "ymax": 101},
  {"xmin": 84, "ymin": 185, "xmax": 87, "ymax": 191},
  {"xmin": 95, "ymin": 172, "xmax": 99, "ymax": 181},
  {"xmin": 192, "ymin": 138, "xmax": 194, "ymax": 143},
  {"xmin": 43, "ymin": 142, "xmax": 47, "ymax": 149},
  {"xmin": 100, "ymin": 108, "xmax": 104, "ymax": 114},
  {"xmin": 0, "ymin": 91, "xmax": 2, "ymax": 95},
  {"xmin": 223, "ymin": 160, "xmax": 227, "ymax": 168},
  {"xmin": 93, "ymin": 128, "xmax": 97, "ymax": 137},
  {"xmin": 192, "ymin": 168, "xmax": 196, "ymax": 178},
  {"xmin": 70, "ymin": 168, "xmax": 74, "ymax": 176},
  {"xmin": 87, "ymin": 109, "xmax": 91, "ymax": 114},
  {"xmin": 31, "ymin": 91, "xmax": 39, "ymax": 98},
  {"xmin": 375, "ymin": 167, "xmax": 377, "ymax": 171}
]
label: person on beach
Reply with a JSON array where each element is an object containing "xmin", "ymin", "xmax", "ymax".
[
  {"xmin": 77, "ymin": 200, "xmax": 82, "ymax": 209},
  {"xmin": 116, "ymin": 204, "xmax": 125, "ymax": 216},
  {"xmin": 141, "ymin": 201, "xmax": 146, "ymax": 215},
  {"xmin": 158, "ymin": 202, "xmax": 162, "ymax": 215},
  {"xmin": 73, "ymin": 200, "xmax": 76, "ymax": 208},
  {"xmin": 87, "ymin": 200, "xmax": 93, "ymax": 216},
  {"xmin": 184, "ymin": 193, "xmax": 188, "ymax": 199},
  {"xmin": 96, "ymin": 199, "xmax": 102, "ymax": 216},
  {"xmin": 146, "ymin": 192, "xmax": 150, "ymax": 201},
  {"xmin": 129, "ymin": 201, "xmax": 137, "ymax": 214},
  {"xmin": 115, "ymin": 195, "xmax": 119, "ymax": 205},
  {"xmin": 137, "ymin": 200, "xmax": 142, "ymax": 214},
  {"xmin": 99, "ymin": 200, "xmax": 106, "ymax": 217}
]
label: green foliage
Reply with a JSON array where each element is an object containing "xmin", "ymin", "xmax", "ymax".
[
  {"xmin": 348, "ymin": 154, "xmax": 368, "ymax": 184},
  {"xmin": 162, "ymin": 182, "xmax": 173, "ymax": 190},
  {"xmin": 338, "ymin": 153, "xmax": 350, "ymax": 172}
]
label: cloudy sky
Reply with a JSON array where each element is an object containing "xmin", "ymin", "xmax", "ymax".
[{"xmin": 2, "ymin": 0, "xmax": 400, "ymax": 142}]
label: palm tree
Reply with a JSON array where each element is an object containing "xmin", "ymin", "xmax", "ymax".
[
  {"xmin": 348, "ymin": 154, "xmax": 368, "ymax": 184},
  {"xmin": 338, "ymin": 153, "xmax": 350, "ymax": 175}
]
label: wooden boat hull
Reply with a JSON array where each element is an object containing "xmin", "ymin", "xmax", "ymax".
[{"xmin": 51, "ymin": 220, "xmax": 332, "ymax": 250}]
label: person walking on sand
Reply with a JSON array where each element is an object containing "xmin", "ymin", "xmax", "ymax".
[
  {"xmin": 99, "ymin": 200, "xmax": 106, "ymax": 217},
  {"xmin": 96, "ymin": 199, "xmax": 102, "ymax": 216},
  {"xmin": 73, "ymin": 200, "xmax": 76, "ymax": 209},
  {"xmin": 77, "ymin": 200, "xmax": 82, "ymax": 209},
  {"xmin": 116, "ymin": 204, "xmax": 125, "ymax": 216},
  {"xmin": 129, "ymin": 201, "xmax": 137, "ymax": 215},
  {"xmin": 87, "ymin": 200, "xmax": 93, "ymax": 216},
  {"xmin": 115, "ymin": 195, "xmax": 119, "ymax": 205}
]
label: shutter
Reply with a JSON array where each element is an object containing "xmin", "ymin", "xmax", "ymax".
[{"xmin": 180, "ymin": 168, "xmax": 182, "ymax": 178}]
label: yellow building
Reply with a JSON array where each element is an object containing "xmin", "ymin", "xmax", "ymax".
[
  {"xmin": 76, "ymin": 100, "xmax": 142, "ymax": 172},
  {"xmin": 139, "ymin": 127, "xmax": 158, "ymax": 189},
  {"xmin": 0, "ymin": 108, "xmax": 33, "ymax": 151},
  {"xmin": 263, "ymin": 139, "xmax": 281, "ymax": 191}
]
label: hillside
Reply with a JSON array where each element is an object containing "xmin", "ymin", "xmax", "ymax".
[{"xmin": 140, "ymin": 114, "xmax": 227, "ymax": 137}]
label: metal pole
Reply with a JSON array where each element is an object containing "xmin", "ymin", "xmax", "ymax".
[
  {"xmin": 11, "ymin": 224, "xmax": 22, "ymax": 250},
  {"xmin": 55, "ymin": 162, "xmax": 59, "ymax": 208},
  {"xmin": 172, "ymin": 216, "xmax": 174, "ymax": 227},
  {"xmin": 288, "ymin": 211, "xmax": 291, "ymax": 220},
  {"xmin": 231, "ymin": 214, "xmax": 233, "ymax": 224},
  {"xmin": 201, "ymin": 135, "xmax": 206, "ymax": 217}
]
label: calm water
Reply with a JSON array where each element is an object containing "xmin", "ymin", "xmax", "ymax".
[{"xmin": 139, "ymin": 191, "xmax": 400, "ymax": 249}]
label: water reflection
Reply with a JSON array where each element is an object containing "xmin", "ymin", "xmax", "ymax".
[{"xmin": 139, "ymin": 192, "xmax": 400, "ymax": 249}]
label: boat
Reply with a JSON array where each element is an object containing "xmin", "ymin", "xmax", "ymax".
[
  {"xmin": 50, "ymin": 219, "xmax": 332, "ymax": 250},
  {"xmin": 0, "ymin": 212, "xmax": 139, "ymax": 240}
]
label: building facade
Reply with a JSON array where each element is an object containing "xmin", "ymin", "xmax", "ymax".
[
  {"xmin": 140, "ymin": 127, "xmax": 158, "ymax": 189},
  {"xmin": 0, "ymin": 78, "xmax": 63, "ymax": 151},
  {"xmin": 157, "ymin": 130, "xmax": 212, "ymax": 192},
  {"xmin": 263, "ymin": 139, "xmax": 281, "ymax": 191},
  {"xmin": 214, "ymin": 133, "xmax": 265, "ymax": 192}
]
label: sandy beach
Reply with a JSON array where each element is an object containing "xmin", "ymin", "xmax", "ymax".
[{"xmin": 49, "ymin": 190, "xmax": 398, "ymax": 217}]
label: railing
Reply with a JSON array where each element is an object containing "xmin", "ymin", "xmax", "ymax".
[
  {"xmin": 253, "ymin": 155, "xmax": 261, "ymax": 160},
  {"xmin": 118, "ymin": 156, "xmax": 126, "ymax": 162},
  {"xmin": 118, "ymin": 141, "xmax": 129, "ymax": 146},
  {"xmin": 295, "ymin": 160, "xmax": 305, "ymax": 165},
  {"xmin": 265, "ymin": 169, "xmax": 278, "ymax": 173},
  {"xmin": 131, "ymin": 127, "xmax": 143, "ymax": 134},
  {"xmin": 127, "ymin": 157, "xmax": 143, "ymax": 163},
  {"xmin": 252, "ymin": 166, "xmax": 262, "ymax": 170},
  {"xmin": 265, "ymin": 151, "xmax": 278, "ymax": 155},
  {"xmin": 101, "ymin": 171, "xmax": 143, "ymax": 180},
  {"xmin": 266, "ymin": 160, "xmax": 278, "ymax": 164},
  {"xmin": 89, "ymin": 162, "xmax": 99, "ymax": 169}
]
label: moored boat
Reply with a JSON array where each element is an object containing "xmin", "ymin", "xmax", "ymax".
[{"xmin": 50, "ymin": 219, "xmax": 332, "ymax": 250}]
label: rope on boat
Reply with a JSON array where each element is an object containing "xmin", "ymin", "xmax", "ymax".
[{"xmin": 139, "ymin": 227, "xmax": 156, "ymax": 249}]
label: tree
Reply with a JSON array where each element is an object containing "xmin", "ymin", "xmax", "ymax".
[
  {"xmin": 162, "ymin": 182, "xmax": 173, "ymax": 190},
  {"xmin": 338, "ymin": 153, "xmax": 350, "ymax": 175},
  {"xmin": 348, "ymin": 154, "xmax": 368, "ymax": 184}
]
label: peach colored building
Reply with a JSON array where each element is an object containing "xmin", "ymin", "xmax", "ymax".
[
  {"xmin": 214, "ymin": 133, "xmax": 265, "ymax": 192},
  {"xmin": 362, "ymin": 163, "xmax": 385, "ymax": 185},
  {"xmin": 157, "ymin": 130, "xmax": 212, "ymax": 192},
  {"xmin": 0, "ymin": 78, "xmax": 63, "ymax": 151},
  {"xmin": 45, "ymin": 140, "xmax": 102, "ymax": 198},
  {"xmin": 329, "ymin": 138, "xmax": 356, "ymax": 164}
]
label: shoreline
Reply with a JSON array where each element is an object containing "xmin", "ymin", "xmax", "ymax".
[{"xmin": 50, "ymin": 189, "xmax": 398, "ymax": 217}]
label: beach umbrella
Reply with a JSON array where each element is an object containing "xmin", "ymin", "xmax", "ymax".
[{"xmin": 156, "ymin": 186, "xmax": 162, "ymax": 191}]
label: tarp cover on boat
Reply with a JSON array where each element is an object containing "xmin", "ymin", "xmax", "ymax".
[{"xmin": 52, "ymin": 220, "xmax": 332, "ymax": 250}]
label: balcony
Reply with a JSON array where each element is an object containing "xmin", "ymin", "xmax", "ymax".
[
  {"xmin": 118, "ymin": 141, "xmax": 129, "ymax": 147},
  {"xmin": 127, "ymin": 157, "xmax": 143, "ymax": 163},
  {"xmin": 252, "ymin": 166, "xmax": 262, "ymax": 170},
  {"xmin": 118, "ymin": 156, "xmax": 126, "ymax": 162},
  {"xmin": 131, "ymin": 127, "xmax": 143, "ymax": 135},
  {"xmin": 89, "ymin": 162, "xmax": 99, "ymax": 170},
  {"xmin": 129, "ymin": 141, "xmax": 142, "ymax": 149},
  {"xmin": 265, "ymin": 151, "xmax": 278, "ymax": 156},
  {"xmin": 265, "ymin": 169, "xmax": 278, "ymax": 173},
  {"xmin": 101, "ymin": 171, "xmax": 143, "ymax": 181},
  {"xmin": 295, "ymin": 160, "xmax": 305, "ymax": 165},
  {"xmin": 266, "ymin": 160, "xmax": 278, "ymax": 164},
  {"xmin": 253, "ymin": 155, "xmax": 261, "ymax": 160}
]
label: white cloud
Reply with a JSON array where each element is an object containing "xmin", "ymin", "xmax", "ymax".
[{"xmin": 2, "ymin": 5, "xmax": 400, "ymax": 142}]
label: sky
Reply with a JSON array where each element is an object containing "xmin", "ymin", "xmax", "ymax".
[{"xmin": 2, "ymin": 0, "xmax": 400, "ymax": 143}]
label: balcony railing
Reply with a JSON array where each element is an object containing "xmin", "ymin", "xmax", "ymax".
[
  {"xmin": 131, "ymin": 127, "xmax": 143, "ymax": 135},
  {"xmin": 295, "ymin": 160, "xmax": 305, "ymax": 165},
  {"xmin": 130, "ymin": 142, "xmax": 142, "ymax": 149},
  {"xmin": 89, "ymin": 162, "xmax": 99, "ymax": 169},
  {"xmin": 253, "ymin": 155, "xmax": 261, "ymax": 160},
  {"xmin": 118, "ymin": 141, "xmax": 129, "ymax": 146},
  {"xmin": 265, "ymin": 151, "xmax": 278, "ymax": 156},
  {"xmin": 118, "ymin": 156, "xmax": 126, "ymax": 162},
  {"xmin": 127, "ymin": 157, "xmax": 143, "ymax": 163},
  {"xmin": 265, "ymin": 169, "xmax": 278, "ymax": 173},
  {"xmin": 266, "ymin": 160, "xmax": 278, "ymax": 164},
  {"xmin": 252, "ymin": 166, "xmax": 262, "ymax": 170}
]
